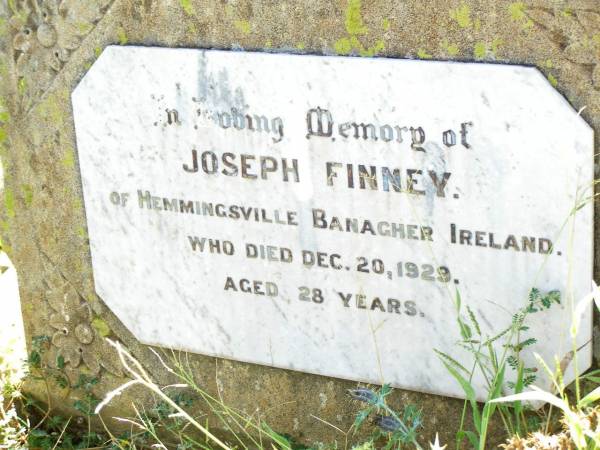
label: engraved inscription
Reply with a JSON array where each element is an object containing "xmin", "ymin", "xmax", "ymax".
[{"xmin": 72, "ymin": 47, "xmax": 593, "ymax": 401}]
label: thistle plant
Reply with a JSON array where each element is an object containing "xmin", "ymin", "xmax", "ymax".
[
  {"xmin": 491, "ymin": 284, "xmax": 600, "ymax": 449},
  {"xmin": 435, "ymin": 286, "xmax": 565, "ymax": 450},
  {"xmin": 347, "ymin": 385, "xmax": 423, "ymax": 449}
]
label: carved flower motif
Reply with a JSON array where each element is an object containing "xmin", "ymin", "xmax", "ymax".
[
  {"xmin": 46, "ymin": 279, "xmax": 122, "ymax": 377},
  {"xmin": 526, "ymin": 7, "xmax": 600, "ymax": 87},
  {"xmin": 9, "ymin": 0, "xmax": 112, "ymax": 107}
]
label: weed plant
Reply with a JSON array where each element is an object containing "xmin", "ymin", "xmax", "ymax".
[
  {"xmin": 94, "ymin": 341, "xmax": 427, "ymax": 450},
  {"xmin": 434, "ymin": 287, "xmax": 563, "ymax": 449}
]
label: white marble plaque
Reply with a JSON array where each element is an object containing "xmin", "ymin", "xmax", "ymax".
[{"xmin": 72, "ymin": 46, "xmax": 594, "ymax": 400}]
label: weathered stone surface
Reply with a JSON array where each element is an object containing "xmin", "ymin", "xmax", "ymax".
[
  {"xmin": 73, "ymin": 45, "xmax": 592, "ymax": 403},
  {"xmin": 0, "ymin": 0, "xmax": 598, "ymax": 447}
]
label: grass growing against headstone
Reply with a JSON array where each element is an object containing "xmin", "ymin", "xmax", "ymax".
[
  {"xmin": 433, "ymin": 287, "xmax": 562, "ymax": 449},
  {"xmin": 94, "ymin": 340, "xmax": 428, "ymax": 450},
  {"xmin": 3, "ymin": 288, "xmax": 600, "ymax": 449},
  {"xmin": 0, "ymin": 266, "xmax": 595, "ymax": 450},
  {"xmin": 87, "ymin": 287, "xmax": 600, "ymax": 450},
  {"xmin": 492, "ymin": 286, "xmax": 600, "ymax": 450},
  {"xmin": 2, "ymin": 332, "xmax": 429, "ymax": 448}
]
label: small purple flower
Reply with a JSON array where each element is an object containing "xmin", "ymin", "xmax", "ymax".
[
  {"xmin": 374, "ymin": 415, "xmax": 401, "ymax": 433},
  {"xmin": 347, "ymin": 388, "xmax": 377, "ymax": 404}
]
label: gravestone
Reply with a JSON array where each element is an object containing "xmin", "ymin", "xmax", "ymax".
[
  {"xmin": 1, "ymin": 0, "xmax": 599, "ymax": 446},
  {"xmin": 73, "ymin": 45, "xmax": 593, "ymax": 401}
]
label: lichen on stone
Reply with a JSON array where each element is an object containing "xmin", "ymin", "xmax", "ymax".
[
  {"xmin": 234, "ymin": 19, "xmax": 251, "ymax": 35},
  {"xmin": 21, "ymin": 184, "xmax": 32, "ymax": 206},
  {"xmin": 4, "ymin": 188, "xmax": 15, "ymax": 218},
  {"xmin": 441, "ymin": 40, "xmax": 460, "ymax": 56},
  {"xmin": 344, "ymin": 0, "xmax": 367, "ymax": 36},
  {"xmin": 117, "ymin": 26, "xmax": 128, "ymax": 45},
  {"xmin": 450, "ymin": 3, "xmax": 472, "ymax": 29},
  {"xmin": 417, "ymin": 48, "xmax": 433, "ymax": 59},
  {"xmin": 473, "ymin": 42, "xmax": 487, "ymax": 59},
  {"xmin": 508, "ymin": 2, "xmax": 533, "ymax": 29},
  {"xmin": 333, "ymin": 0, "xmax": 384, "ymax": 57},
  {"xmin": 179, "ymin": 0, "xmax": 194, "ymax": 17}
]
